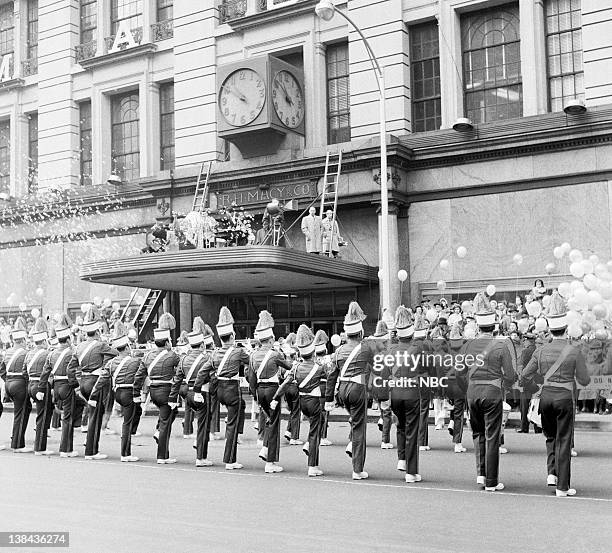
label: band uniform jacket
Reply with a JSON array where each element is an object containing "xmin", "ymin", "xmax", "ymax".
[
  {"xmin": 142, "ymin": 347, "xmax": 181, "ymax": 402},
  {"xmin": 0, "ymin": 346, "xmax": 28, "ymax": 382},
  {"xmin": 275, "ymin": 358, "xmax": 327, "ymax": 400},
  {"xmin": 25, "ymin": 345, "xmax": 51, "ymax": 393},
  {"xmin": 325, "ymin": 340, "xmax": 377, "ymax": 402},
  {"xmin": 176, "ymin": 348, "xmax": 212, "ymax": 394},
  {"xmin": 521, "ymin": 339, "xmax": 590, "ymax": 399},
  {"xmin": 41, "ymin": 343, "xmax": 77, "ymax": 388},
  {"xmin": 385, "ymin": 339, "xmax": 435, "ymax": 401},
  {"xmin": 92, "ymin": 353, "xmax": 147, "ymax": 398},
  {"xmin": 457, "ymin": 337, "xmax": 516, "ymax": 398},
  {"xmin": 194, "ymin": 345, "xmax": 250, "ymax": 393},
  {"xmin": 247, "ymin": 345, "xmax": 292, "ymax": 396},
  {"xmin": 67, "ymin": 339, "xmax": 119, "ymax": 381}
]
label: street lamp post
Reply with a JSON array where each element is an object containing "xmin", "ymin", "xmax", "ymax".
[{"xmin": 315, "ymin": 0, "xmax": 391, "ymax": 314}]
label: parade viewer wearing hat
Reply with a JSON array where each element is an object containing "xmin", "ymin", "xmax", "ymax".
[
  {"xmin": 92, "ymin": 321, "xmax": 147, "ymax": 463},
  {"xmin": 272, "ymin": 324, "xmax": 327, "ymax": 477},
  {"xmin": 412, "ymin": 312, "xmax": 434, "ymax": 452},
  {"xmin": 177, "ymin": 316, "xmax": 216, "ymax": 467},
  {"xmin": 41, "ymin": 313, "xmax": 81, "ymax": 457},
  {"xmin": 66, "ymin": 304, "xmax": 118, "ymax": 461},
  {"xmin": 314, "ymin": 329, "xmax": 333, "ymax": 446},
  {"xmin": 2, "ymin": 317, "xmax": 33, "ymax": 452},
  {"xmin": 325, "ymin": 301, "xmax": 377, "ymax": 480},
  {"xmin": 369, "ymin": 320, "xmax": 394, "ymax": 450},
  {"xmin": 26, "ymin": 318, "xmax": 55, "ymax": 456},
  {"xmin": 456, "ymin": 291, "xmax": 516, "ymax": 492},
  {"xmin": 142, "ymin": 312, "xmax": 181, "ymax": 464},
  {"xmin": 521, "ymin": 290, "xmax": 591, "ymax": 497},
  {"xmin": 194, "ymin": 307, "xmax": 250, "ymax": 470},
  {"xmin": 248, "ymin": 310, "xmax": 293, "ymax": 472},
  {"xmin": 386, "ymin": 306, "xmax": 427, "ymax": 481}
]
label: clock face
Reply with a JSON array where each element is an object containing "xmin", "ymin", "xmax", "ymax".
[
  {"xmin": 219, "ymin": 69, "xmax": 266, "ymax": 127},
  {"xmin": 272, "ymin": 70, "xmax": 304, "ymax": 129}
]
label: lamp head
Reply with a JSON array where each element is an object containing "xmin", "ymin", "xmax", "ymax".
[
  {"xmin": 563, "ymin": 98, "xmax": 587, "ymax": 115},
  {"xmin": 315, "ymin": 0, "xmax": 335, "ymax": 21},
  {"xmin": 452, "ymin": 117, "xmax": 474, "ymax": 132},
  {"xmin": 107, "ymin": 174, "xmax": 122, "ymax": 186}
]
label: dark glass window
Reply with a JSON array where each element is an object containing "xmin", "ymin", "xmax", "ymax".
[
  {"xmin": 545, "ymin": 0, "xmax": 584, "ymax": 112},
  {"xmin": 27, "ymin": 0, "xmax": 38, "ymax": 61},
  {"xmin": 28, "ymin": 113, "xmax": 38, "ymax": 194},
  {"xmin": 461, "ymin": 4, "xmax": 522, "ymax": 123},
  {"xmin": 410, "ymin": 22, "xmax": 441, "ymax": 132},
  {"xmin": 111, "ymin": 92, "xmax": 140, "ymax": 182},
  {"xmin": 80, "ymin": 101, "xmax": 92, "ymax": 186},
  {"xmin": 159, "ymin": 82, "xmax": 175, "ymax": 170},
  {"xmin": 111, "ymin": 0, "xmax": 143, "ymax": 35},
  {"xmin": 0, "ymin": 2, "xmax": 14, "ymax": 59},
  {"xmin": 80, "ymin": 0, "xmax": 97, "ymax": 44},
  {"xmin": 157, "ymin": 0, "xmax": 173, "ymax": 22},
  {"xmin": 326, "ymin": 42, "xmax": 350, "ymax": 144},
  {"xmin": 0, "ymin": 119, "xmax": 9, "ymax": 195}
]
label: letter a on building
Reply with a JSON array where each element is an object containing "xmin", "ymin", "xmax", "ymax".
[
  {"xmin": 0, "ymin": 54, "xmax": 13, "ymax": 82},
  {"xmin": 109, "ymin": 21, "xmax": 139, "ymax": 53}
]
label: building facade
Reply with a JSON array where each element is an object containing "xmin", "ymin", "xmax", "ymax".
[{"xmin": 0, "ymin": 0, "xmax": 611, "ymax": 335}]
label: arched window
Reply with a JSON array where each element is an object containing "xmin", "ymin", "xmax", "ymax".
[
  {"xmin": 461, "ymin": 4, "xmax": 522, "ymax": 123},
  {"xmin": 111, "ymin": 92, "xmax": 140, "ymax": 182},
  {"xmin": 111, "ymin": 0, "xmax": 143, "ymax": 35}
]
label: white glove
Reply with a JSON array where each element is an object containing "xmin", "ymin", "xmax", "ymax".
[
  {"xmin": 193, "ymin": 393, "xmax": 204, "ymax": 403},
  {"xmin": 133, "ymin": 396, "xmax": 142, "ymax": 404},
  {"xmin": 35, "ymin": 392, "xmax": 44, "ymax": 401},
  {"xmin": 168, "ymin": 402, "xmax": 178, "ymax": 410},
  {"xmin": 88, "ymin": 399, "xmax": 97, "ymax": 408},
  {"xmin": 239, "ymin": 377, "xmax": 248, "ymax": 388},
  {"xmin": 379, "ymin": 400, "xmax": 391, "ymax": 411},
  {"xmin": 269, "ymin": 399, "xmax": 279, "ymax": 411},
  {"xmin": 324, "ymin": 401, "xmax": 335, "ymax": 412}
]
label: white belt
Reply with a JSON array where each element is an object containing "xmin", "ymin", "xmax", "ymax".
[
  {"xmin": 6, "ymin": 372, "xmax": 24, "ymax": 377},
  {"xmin": 217, "ymin": 376, "xmax": 240, "ymax": 381},
  {"xmin": 29, "ymin": 377, "xmax": 41, "ymax": 381},
  {"xmin": 53, "ymin": 376, "xmax": 69, "ymax": 381},
  {"xmin": 299, "ymin": 389, "xmax": 321, "ymax": 397},
  {"xmin": 150, "ymin": 379, "xmax": 173, "ymax": 385},
  {"xmin": 201, "ymin": 383, "xmax": 210, "ymax": 393},
  {"xmin": 545, "ymin": 382, "xmax": 574, "ymax": 392},
  {"xmin": 339, "ymin": 375, "xmax": 366, "ymax": 385},
  {"xmin": 84, "ymin": 369, "xmax": 103, "ymax": 376},
  {"xmin": 115, "ymin": 383, "xmax": 134, "ymax": 389},
  {"xmin": 258, "ymin": 376, "xmax": 279, "ymax": 384}
]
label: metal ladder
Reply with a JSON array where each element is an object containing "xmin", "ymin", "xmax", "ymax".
[
  {"xmin": 319, "ymin": 151, "xmax": 342, "ymax": 257},
  {"xmin": 192, "ymin": 161, "xmax": 213, "ymax": 213},
  {"xmin": 133, "ymin": 289, "xmax": 167, "ymax": 343}
]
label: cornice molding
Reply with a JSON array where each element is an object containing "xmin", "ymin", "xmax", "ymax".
[{"xmin": 225, "ymin": 0, "xmax": 317, "ymax": 31}]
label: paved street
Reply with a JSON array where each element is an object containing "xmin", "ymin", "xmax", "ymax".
[{"xmin": 0, "ymin": 415, "xmax": 611, "ymax": 553}]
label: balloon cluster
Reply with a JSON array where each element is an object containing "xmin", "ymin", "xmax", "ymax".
[{"xmin": 552, "ymin": 243, "xmax": 612, "ymax": 339}]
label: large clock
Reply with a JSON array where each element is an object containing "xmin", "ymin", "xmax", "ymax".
[
  {"xmin": 219, "ymin": 68, "xmax": 266, "ymax": 127},
  {"xmin": 271, "ymin": 70, "xmax": 304, "ymax": 129},
  {"xmin": 217, "ymin": 55, "xmax": 306, "ymax": 154}
]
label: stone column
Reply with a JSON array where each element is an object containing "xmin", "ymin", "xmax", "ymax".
[
  {"xmin": 582, "ymin": 0, "xmax": 612, "ymax": 106},
  {"xmin": 303, "ymin": 38, "xmax": 327, "ymax": 148},
  {"xmin": 520, "ymin": 0, "xmax": 547, "ymax": 116},
  {"xmin": 10, "ymin": 110, "xmax": 28, "ymax": 196},
  {"xmin": 139, "ymin": 72, "xmax": 159, "ymax": 178},
  {"xmin": 377, "ymin": 199, "xmax": 400, "ymax": 314},
  {"xmin": 438, "ymin": 5, "xmax": 462, "ymax": 128}
]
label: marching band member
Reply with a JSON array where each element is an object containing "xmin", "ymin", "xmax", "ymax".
[
  {"xmin": 93, "ymin": 322, "xmax": 147, "ymax": 462},
  {"xmin": 457, "ymin": 292, "xmax": 516, "ymax": 491},
  {"xmin": 143, "ymin": 313, "xmax": 181, "ymax": 464},
  {"xmin": 314, "ymin": 330, "xmax": 332, "ymax": 446},
  {"xmin": 325, "ymin": 301, "xmax": 376, "ymax": 480},
  {"xmin": 180, "ymin": 317, "xmax": 215, "ymax": 467},
  {"xmin": 282, "ymin": 332, "xmax": 303, "ymax": 445},
  {"xmin": 413, "ymin": 314, "xmax": 434, "ymax": 452},
  {"xmin": 26, "ymin": 318, "xmax": 54, "ymax": 456},
  {"xmin": 42, "ymin": 313, "xmax": 82, "ymax": 458},
  {"xmin": 369, "ymin": 320, "xmax": 394, "ymax": 449},
  {"xmin": 67, "ymin": 305, "xmax": 118, "ymax": 460},
  {"xmin": 273, "ymin": 324, "xmax": 325, "ymax": 477},
  {"xmin": 194, "ymin": 306, "xmax": 249, "ymax": 470},
  {"xmin": 387, "ymin": 306, "xmax": 425, "ymax": 482},
  {"xmin": 446, "ymin": 324, "xmax": 467, "ymax": 453},
  {"xmin": 248, "ymin": 310, "xmax": 292, "ymax": 473},
  {"xmin": 1, "ymin": 317, "xmax": 33, "ymax": 452},
  {"xmin": 521, "ymin": 291, "xmax": 590, "ymax": 497}
]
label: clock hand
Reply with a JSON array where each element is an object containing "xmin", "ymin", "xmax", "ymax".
[
  {"xmin": 277, "ymin": 80, "xmax": 293, "ymax": 106},
  {"xmin": 224, "ymin": 85, "xmax": 247, "ymax": 102},
  {"xmin": 233, "ymin": 86, "xmax": 248, "ymax": 102}
]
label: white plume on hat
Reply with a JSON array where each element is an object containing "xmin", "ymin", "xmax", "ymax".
[
  {"xmin": 216, "ymin": 306, "xmax": 235, "ymax": 338},
  {"xmin": 343, "ymin": 301, "xmax": 366, "ymax": 336},
  {"xmin": 314, "ymin": 329, "xmax": 329, "ymax": 354},
  {"xmin": 11, "ymin": 317, "xmax": 28, "ymax": 340},
  {"xmin": 188, "ymin": 316, "xmax": 206, "ymax": 346},
  {"xmin": 29, "ymin": 317, "xmax": 48, "ymax": 342},
  {"xmin": 255, "ymin": 310, "xmax": 275, "ymax": 341},
  {"xmin": 546, "ymin": 290, "xmax": 568, "ymax": 330},
  {"xmin": 82, "ymin": 304, "xmax": 101, "ymax": 333},
  {"xmin": 296, "ymin": 324, "xmax": 315, "ymax": 356},
  {"xmin": 112, "ymin": 320, "xmax": 129, "ymax": 348},
  {"xmin": 54, "ymin": 313, "xmax": 72, "ymax": 339},
  {"xmin": 154, "ymin": 312, "xmax": 176, "ymax": 342},
  {"xmin": 372, "ymin": 320, "xmax": 390, "ymax": 340},
  {"xmin": 473, "ymin": 291, "xmax": 495, "ymax": 327},
  {"xmin": 394, "ymin": 306, "xmax": 414, "ymax": 338}
]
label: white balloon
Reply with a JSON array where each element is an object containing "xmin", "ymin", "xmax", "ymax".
[
  {"xmin": 602, "ymin": 271, "xmax": 612, "ymax": 282},
  {"xmin": 534, "ymin": 318, "xmax": 548, "ymax": 332},
  {"xmin": 93, "ymin": 296, "xmax": 102, "ymax": 307},
  {"xmin": 397, "ymin": 269, "xmax": 408, "ymax": 282},
  {"xmin": 583, "ymin": 273, "xmax": 598, "ymax": 290},
  {"xmin": 512, "ymin": 253, "xmax": 523, "ymax": 266},
  {"xmin": 570, "ymin": 280, "xmax": 585, "ymax": 293},
  {"xmin": 81, "ymin": 303, "xmax": 90, "ymax": 314},
  {"xmin": 569, "ymin": 249, "xmax": 583, "ymax": 263},
  {"xmin": 330, "ymin": 334, "xmax": 342, "ymax": 347},
  {"xmin": 30, "ymin": 308, "xmax": 40, "ymax": 318},
  {"xmin": 456, "ymin": 246, "xmax": 467, "ymax": 258},
  {"xmin": 589, "ymin": 254, "xmax": 599, "ymax": 266},
  {"xmin": 18, "ymin": 302, "xmax": 27, "ymax": 312},
  {"xmin": 587, "ymin": 290, "xmax": 603, "ymax": 308},
  {"xmin": 542, "ymin": 295, "xmax": 551, "ymax": 307},
  {"xmin": 558, "ymin": 282, "xmax": 572, "ymax": 298},
  {"xmin": 527, "ymin": 302, "xmax": 542, "ymax": 317},
  {"xmin": 595, "ymin": 263, "xmax": 608, "ymax": 278},
  {"xmin": 112, "ymin": 302, "xmax": 121, "ymax": 312},
  {"xmin": 566, "ymin": 310, "xmax": 582, "ymax": 325},
  {"xmin": 568, "ymin": 323, "xmax": 582, "ymax": 338},
  {"xmin": 103, "ymin": 298, "xmax": 112, "ymax": 308},
  {"xmin": 553, "ymin": 247, "xmax": 564, "ymax": 260},
  {"xmin": 570, "ymin": 262, "xmax": 585, "ymax": 279},
  {"xmin": 574, "ymin": 287, "xmax": 589, "ymax": 304},
  {"xmin": 561, "ymin": 242, "xmax": 571, "ymax": 254},
  {"xmin": 581, "ymin": 259, "xmax": 594, "ymax": 275},
  {"xmin": 592, "ymin": 304, "xmax": 607, "ymax": 320},
  {"xmin": 35, "ymin": 287, "xmax": 44, "ymax": 297},
  {"xmin": 439, "ymin": 259, "xmax": 450, "ymax": 270},
  {"xmin": 486, "ymin": 284, "xmax": 496, "ymax": 296},
  {"xmin": 545, "ymin": 262, "xmax": 555, "ymax": 274},
  {"xmin": 601, "ymin": 282, "xmax": 612, "ymax": 300},
  {"xmin": 436, "ymin": 280, "xmax": 446, "ymax": 291}
]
